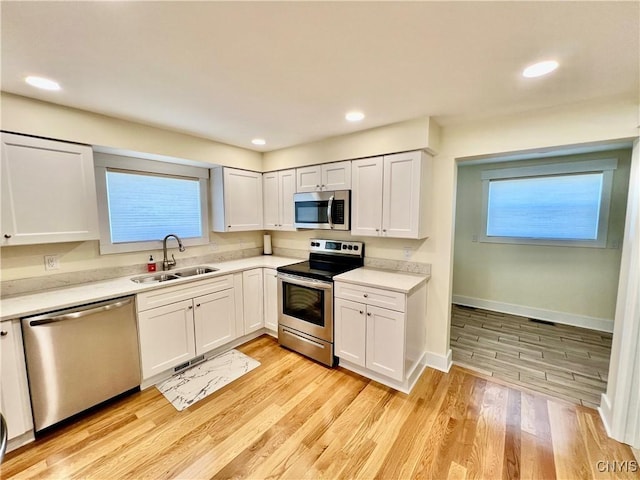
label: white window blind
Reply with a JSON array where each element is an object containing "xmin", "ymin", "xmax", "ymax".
[
  {"xmin": 480, "ymin": 158, "xmax": 617, "ymax": 247},
  {"xmin": 486, "ymin": 173, "xmax": 604, "ymax": 240},
  {"xmin": 94, "ymin": 152, "xmax": 210, "ymax": 254},
  {"xmin": 106, "ymin": 170, "xmax": 202, "ymax": 243}
]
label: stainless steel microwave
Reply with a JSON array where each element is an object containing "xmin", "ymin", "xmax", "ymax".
[{"xmin": 293, "ymin": 191, "xmax": 350, "ymax": 230}]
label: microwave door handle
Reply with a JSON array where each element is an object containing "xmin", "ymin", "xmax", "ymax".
[{"xmin": 327, "ymin": 195, "xmax": 334, "ymax": 229}]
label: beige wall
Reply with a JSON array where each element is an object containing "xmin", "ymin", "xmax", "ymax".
[
  {"xmin": 1, "ymin": 92, "xmax": 638, "ymax": 363},
  {"xmin": 263, "ymin": 116, "xmax": 440, "ymax": 170},
  {"xmin": 453, "ymin": 149, "xmax": 631, "ymax": 327},
  {"xmin": 267, "ymin": 95, "xmax": 639, "ymax": 360},
  {"xmin": 0, "ymin": 92, "xmax": 262, "ymax": 171},
  {"xmin": 0, "ymin": 232, "xmax": 264, "ymax": 281}
]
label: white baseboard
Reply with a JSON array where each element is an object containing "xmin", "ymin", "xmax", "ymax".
[
  {"xmin": 599, "ymin": 393, "xmax": 613, "ymax": 437},
  {"xmin": 424, "ymin": 348, "xmax": 453, "ymax": 373},
  {"xmin": 452, "ymin": 295, "xmax": 614, "ymax": 333}
]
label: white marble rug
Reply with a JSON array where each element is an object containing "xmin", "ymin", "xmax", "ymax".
[{"xmin": 157, "ymin": 349, "xmax": 260, "ymax": 411}]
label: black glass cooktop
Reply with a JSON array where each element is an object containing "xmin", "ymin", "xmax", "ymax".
[{"xmin": 277, "ymin": 259, "xmax": 359, "ymax": 282}]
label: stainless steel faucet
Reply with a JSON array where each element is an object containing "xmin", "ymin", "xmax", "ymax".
[{"xmin": 162, "ymin": 234, "xmax": 185, "ymax": 270}]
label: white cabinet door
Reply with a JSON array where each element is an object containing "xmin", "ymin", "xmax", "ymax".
[
  {"xmin": 366, "ymin": 305, "xmax": 405, "ymax": 381},
  {"xmin": 262, "ymin": 171, "xmax": 279, "ymax": 229},
  {"xmin": 243, "ymin": 268, "xmax": 264, "ymax": 334},
  {"xmin": 1, "ymin": 133, "xmax": 99, "ymax": 245},
  {"xmin": 296, "ymin": 162, "xmax": 352, "ymax": 192},
  {"xmin": 194, "ymin": 289, "xmax": 236, "ymax": 354},
  {"xmin": 263, "ymin": 169, "xmax": 296, "ymax": 231},
  {"xmin": 334, "ymin": 298, "xmax": 366, "ymax": 367},
  {"xmin": 322, "ymin": 161, "xmax": 351, "ymax": 190},
  {"xmin": 351, "ymin": 156, "xmax": 384, "ymax": 236},
  {"xmin": 278, "ymin": 169, "xmax": 296, "ymax": 230},
  {"xmin": 296, "ymin": 165, "xmax": 322, "ymax": 192},
  {"xmin": 0, "ymin": 320, "xmax": 33, "ymax": 440},
  {"xmin": 382, "ymin": 151, "xmax": 422, "ymax": 238},
  {"xmin": 263, "ymin": 268, "xmax": 279, "ymax": 333},
  {"xmin": 212, "ymin": 167, "xmax": 263, "ymax": 232},
  {"xmin": 138, "ymin": 300, "xmax": 196, "ymax": 379}
]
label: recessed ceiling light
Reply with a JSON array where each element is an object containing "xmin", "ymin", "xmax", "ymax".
[
  {"xmin": 345, "ymin": 111, "xmax": 365, "ymax": 122},
  {"xmin": 251, "ymin": 138, "xmax": 266, "ymax": 146},
  {"xmin": 522, "ymin": 60, "xmax": 559, "ymax": 78},
  {"xmin": 25, "ymin": 76, "xmax": 61, "ymax": 91}
]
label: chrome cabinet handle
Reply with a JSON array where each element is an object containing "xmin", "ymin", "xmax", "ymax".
[
  {"xmin": 367, "ymin": 312, "xmax": 371, "ymax": 316},
  {"xmin": 359, "ymin": 310, "xmax": 363, "ymax": 314},
  {"xmin": 188, "ymin": 305, "xmax": 193, "ymax": 310},
  {"xmin": 363, "ymin": 294, "xmax": 368, "ymax": 298},
  {"xmin": 3, "ymin": 234, "xmax": 11, "ymax": 239},
  {"xmin": 196, "ymin": 304, "xmax": 201, "ymax": 307},
  {"xmin": 0, "ymin": 331, "xmax": 7, "ymax": 337}
]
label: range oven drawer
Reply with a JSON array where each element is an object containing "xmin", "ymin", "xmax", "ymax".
[{"xmin": 278, "ymin": 325, "xmax": 335, "ymax": 367}]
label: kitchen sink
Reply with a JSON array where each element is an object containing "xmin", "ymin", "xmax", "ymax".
[
  {"xmin": 173, "ymin": 266, "xmax": 218, "ymax": 277},
  {"xmin": 131, "ymin": 265, "xmax": 218, "ymax": 284},
  {"xmin": 131, "ymin": 273, "xmax": 180, "ymax": 284}
]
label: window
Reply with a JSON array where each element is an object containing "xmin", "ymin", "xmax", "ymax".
[
  {"xmin": 481, "ymin": 159, "xmax": 617, "ymax": 247},
  {"xmin": 95, "ymin": 153, "xmax": 209, "ymax": 254}
]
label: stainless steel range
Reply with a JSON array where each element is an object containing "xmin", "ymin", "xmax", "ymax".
[{"xmin": 277, "ymin": 238, "xmax": 364, "ymax": 366}]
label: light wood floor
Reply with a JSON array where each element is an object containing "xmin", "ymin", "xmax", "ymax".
[
  {"xmin": 3, "ymin": 335, "xmax": 637, "ymax": 480},
  {"xmin": 451, "ymin": 305, "xmax": 612, "ymax": 408}
]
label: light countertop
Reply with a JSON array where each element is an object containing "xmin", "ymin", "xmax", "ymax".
[
  {"xmin": 334, "ymin": 267, "xmax": 429, "ymax": 294},
  {"xmin": 1, "ymin": 256, "xmax": 299, "ymax": 322}
]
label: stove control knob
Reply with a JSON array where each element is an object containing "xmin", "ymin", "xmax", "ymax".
[
  {"xmin": 354, "ymin": 245, "xmax": 359, "ymax": 251},
  {"xmin": 342, "ymin": 245, "xmax": 347, "ymax": 249},
  {"xmin": 347, "ymin": 245, "xmax": 353, "ymax": 250}
]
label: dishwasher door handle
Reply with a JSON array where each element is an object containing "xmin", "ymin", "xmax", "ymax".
[{"xmin": 28, "ymin": 298, "xmax": 133, "ymax": 326}]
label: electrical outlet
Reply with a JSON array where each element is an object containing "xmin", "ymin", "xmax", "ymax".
[
  {"xmin": 210, "ymin": 241, "xmax": 218, "ymax": 251},
  {"xmin": 44, "ymin": 255, "xmax": 60, "ymax": 270},
  {"xmin": 472, "ymin": 234, "xmax": 478, "ymax": 243},
  {"xmin": 403, "ymin": 247, "xmax": 412, "ymax": 259}
]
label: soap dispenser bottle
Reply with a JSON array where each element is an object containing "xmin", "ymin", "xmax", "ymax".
[{"xmin": 147, "ymin": 255, "xmax": 157, "ymax": 272}]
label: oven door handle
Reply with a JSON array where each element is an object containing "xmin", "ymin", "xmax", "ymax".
[
  {"xmin": 327, "ymin": 195, "xmax": 334, "ymax": 229},
  {"xmin": 278, "ymin": 273, "xmax": 333, "ymax": 290}
]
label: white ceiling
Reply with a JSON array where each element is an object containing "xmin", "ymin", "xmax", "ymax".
[{"xmin": 2, "ymin": 1, "xmax": 638, "ymax": 152}]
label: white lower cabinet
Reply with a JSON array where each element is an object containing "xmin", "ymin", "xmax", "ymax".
[
  {"xmin": 263, "ymin": 268, "xmax": 279, "ymax": 333},
  {"xmin": 243, "ymin": 268, "xmax": 264, "ymax": 334},
  {"xmin": 136, "ymin": 275, "xmax": 237, "ymax": 380},
  {"xmin": 334, "ymin": 277, "xmax": 427, "ymax": 391},
  {"xmin": 334, "ymin": 299, "xmax": 404, "ymax": 381},
  {"xmin": 138, "ymin": 300, "xmax": 196, "ymax": 378},
  {"xmin": 194, "ymin": 289, "xmax": 236, "ymax": 354},
  {"xmin": 0, "ymin": 319, "xmax": 34, "ymax": 446}
]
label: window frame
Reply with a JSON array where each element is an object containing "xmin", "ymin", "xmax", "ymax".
[
  {"xmin": 480, "ymin": 158, "xmax": 617, "ymax": 248},
  {"xmin": 94, "ymin": 153, "xmax": 210, "ymax": 254}
]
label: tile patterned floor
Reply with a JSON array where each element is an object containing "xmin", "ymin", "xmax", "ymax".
[{"xmin": 450, "ymin": 304, "xmax": 613, "ymax": 408}]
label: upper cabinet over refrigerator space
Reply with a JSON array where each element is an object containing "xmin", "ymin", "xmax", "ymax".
[
  {"xmin": 1, "ymin": 132, "xmax": 100, "ymax": 246},
  {"xmin": 351, "ymin": 151, "xmax": 432, "ymax": 239},
  {"xmin": 296, "ymin": 161, "xmax": 351, "ymax": 193},
  {"xmin": 211, "ymin": 167, "xmax": 263, "ymax": 232}
]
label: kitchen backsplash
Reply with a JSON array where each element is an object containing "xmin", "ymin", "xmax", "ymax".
[
  {"xmin": 1, "ymin": 247, "xmax": 431, "ymax": 297},
  {"xmin": 1, "ymin": 247, "xmax": 262, "ymax": 297}
]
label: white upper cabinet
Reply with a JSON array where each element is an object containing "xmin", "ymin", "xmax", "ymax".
[
  {"xmin": 211, "ymin": 167, "xmax": 263, "ymax": 232},
  {"xmin": 1, "ymin": 133, "xmax": 99, "ymax": 245},
  {"xmin": 296, "ymin": 161, "xmax": 351, "ymax": 192},
  {"xmin": 263, "ymin": 169, "xmax": 296, "ymax": 231},
  {"xmin": 351, "ymin": 151, "xmax": 431, "ymax": 239}
]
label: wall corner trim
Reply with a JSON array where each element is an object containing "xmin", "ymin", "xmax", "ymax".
[{"xmin": 424, "ymin": 348, "xmax": 453, "ymax": 373}]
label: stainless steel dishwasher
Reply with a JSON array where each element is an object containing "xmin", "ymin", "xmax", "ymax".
[{"xmin": 21, "ymin": 296, "xmax": 141, "ymax": 432}]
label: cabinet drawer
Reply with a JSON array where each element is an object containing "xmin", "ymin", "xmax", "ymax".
[
  {"xmin": 137, "ymin": 275, "xmax": 234, "ymax": 311},
  {"xmin": 334, "ymin": 282, "xmax": 406, "ymax": 313}
]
